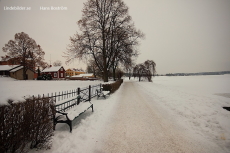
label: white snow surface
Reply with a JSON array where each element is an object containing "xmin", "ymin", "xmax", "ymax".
[
  {"xmin": 0, "ymin": 65, "xmax": 20, "ymax": 71},
  {"xmin": 0, "ymin": 76, "xmax": 101, "ymax": 105},
  {"xmin": 66, "ymin": 102, "xmax": 93, "ymax": 121},
  {"xmin": 9, "ymin": 66, "xmax": 23, "ymax": 72},
  {"xmin": 0, "ymin": 75, "xmax": 230, "ymax": 152}
]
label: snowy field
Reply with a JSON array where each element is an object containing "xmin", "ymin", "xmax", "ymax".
[
  {"xmin": 0, "ymin": 77, "xmax": 102, "ymax": 105},
  {"xmin": 136, "ymin": 75, "xmax": 230, "ymax": 152},
  {"xmin": 1, "ymin": 75, "xmax": 230, "ymax": 152}
]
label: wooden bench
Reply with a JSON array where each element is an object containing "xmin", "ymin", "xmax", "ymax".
[
  {"xmin": 53, "ymin": 95, "xmax": 93, "ymax": 132},
  {"xmin": 96, "ymin": 88, "xmax": 110, "ymax": 99}
]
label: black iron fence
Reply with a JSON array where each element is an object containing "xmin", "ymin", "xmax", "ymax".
[{"xmin": 36, "ymin": 84, "xmax": 102, "ymax": 112}]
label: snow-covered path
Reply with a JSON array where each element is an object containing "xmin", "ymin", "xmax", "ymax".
[{"xmin": 99, "ymin": 81, "xmax": 220, "ymax": 153}]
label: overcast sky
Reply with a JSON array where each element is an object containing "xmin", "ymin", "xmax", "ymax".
[{"xmin": 0, "ymin": 0, "xmax": 230, "ymax": 74}]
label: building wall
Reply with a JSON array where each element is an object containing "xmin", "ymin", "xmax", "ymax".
[
  {"xmin": 34, "ymin": 73, "xmax": 38, "ymax": 79},
  {"xmin": 10, "ymin": 69, "xmax": 34, "ymax": 80},
  {"xmin": 66, "ymin": 69, "xmax": 85, "ymax": 76},
  {"xmin": 66, "ymin": 69, "xmax": 74, "ymax": 76},
  {"xmin": 27, "ymin": 70, "xmax": 34, "ymax": 80},
  {"xmin": 58, "ymin": 67, "xmax": 65, "ymax": 78},
  {"xmin": 43, "ymin": 67, "xmax": 66, "ymax": 79},
  {"xmin": 0, "ymin": 61, "xmax": 9, "ymax": 65},
  {"xmin": 75, "ymin": 71, "xmax": 85, "ymax": 75}
]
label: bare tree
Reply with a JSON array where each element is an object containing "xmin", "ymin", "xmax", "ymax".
[
  {"xmin": 87, "ymin": 59, "xmax": 100, "ymax": 78},
  {"xmin": 38, "ymin": 61, "xmax": 49, "ymax": 70},
  {"xmin": 115, "ymin": 68, "xmax": 124, "ymax": 79},
  {"xmin": 2, "ymin": 32, "xmax": 46, "ymax": 80},
  {"xmin": 53, "ymin": 60, "xmax": 62, "ymax": 66},
  {"xmin": 133, "ymin": 64, "xmax": 145, "ymax": 82},
  {"xmin": 64, "ymin": 0, "xmax": 144, "ymax": 82},
  {"xmin": 144, "ymin": 60, "xmax": 156, "ymax": 76},
  {"xmin": 133, "ymin": 60, "xmax": 156, "ymax": 82}
]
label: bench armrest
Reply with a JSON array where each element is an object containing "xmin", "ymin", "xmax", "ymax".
[
  {"xmin": 55, "ymin": 110, "xmax": 70, "ymax": 121},
  {"xmin": 56, "ymin": 110, "xmax": 68, "ymax": 115}
]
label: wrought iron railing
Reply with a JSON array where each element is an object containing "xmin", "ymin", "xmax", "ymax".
[{"xmin": 36, "ymin": 84, "xmax": 102, "ymax": 112}]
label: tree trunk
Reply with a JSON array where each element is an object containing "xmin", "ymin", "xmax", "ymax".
[
  {"xmin": 103, "ymin": 54, "xmax": 108, "ymax": 82},
  {"xmin": 113, "ymin": 67, "xmax": 116, "ymax": 81},
  {"xmin": 102, "ymin": 27, "xmax": 108, "ymax": 82},
  {"xmin": 103, "ymin": 67, "xmax": 108, "ymax": 82},
  {"xmin": 22, "ymin": 55, "xmax": 27, "ymax": 80},
  {"xmin": 93, "ymin": 66, "xmax": 97, "ymax": 78},
  {"xmin": 37, "ymin": 67, "xmax": 41, "ymax": 76}
]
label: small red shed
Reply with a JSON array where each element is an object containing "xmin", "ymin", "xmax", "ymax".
[{"xmin": 42, "ymin": 66, "xmax": 66, "ymax": 79}]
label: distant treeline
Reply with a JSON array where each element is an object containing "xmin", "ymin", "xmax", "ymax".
[
  {"xmin": 124, "ymin": 71, "xmax": 230, "ymax": 77},
  {"xmin": 165, "ymin": 71, "xmax": 230, "ymax": 76}
]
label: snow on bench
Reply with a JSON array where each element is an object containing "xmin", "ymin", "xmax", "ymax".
[
  {"xmin": 67, "ymin": 102, "xmax": 93, "ymax": 120},
  {"xmin": 96, "ymin": 88, "xmax": 110, "ymax": 99},
  {"xmin": 53, "ymin": 95, "xmax": 93, "ymax": 132}
]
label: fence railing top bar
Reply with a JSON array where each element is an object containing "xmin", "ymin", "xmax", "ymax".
[
  {"xmin": 80, "ymin": 88, "xmax": 89, "ymax": 92},
  {"xmin": 45, "ymin": 84, "xmax": 101, "ymax": 98},
  {"xmin": 55, "ymin": 98, "xmax": 77, "ymax": 107}
]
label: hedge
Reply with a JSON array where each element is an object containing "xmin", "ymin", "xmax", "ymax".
[
  {"xmin": 102, "ymin": 79, "xmax": 123, "ymax": 93},
  {"xmin": 0, "ymin": 97, "xmax": 55, "ymax": 153}
]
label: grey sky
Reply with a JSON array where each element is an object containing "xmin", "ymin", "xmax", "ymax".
[{"xmin": 0, "ymin": 0, "xmax": 230, "ymax": 74}]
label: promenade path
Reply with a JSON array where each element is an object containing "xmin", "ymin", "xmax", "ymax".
[{"xmin": 99, "ymin": 81, "xmax": 211, "ymax": 153}]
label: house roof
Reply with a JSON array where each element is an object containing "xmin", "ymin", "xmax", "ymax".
[
  {"xmin": 42, "ymin": 66, "xmax": 63, "ymax": 72},
  {"xmin": 0, "ymin": 65, "xmax": 20, "ymax": 71},
  {"xmin": 10, "ymin": 66, "xmax": 35, "ymax": 73},
  {"xmin": 66, "ymin": 68, "xmax": 73, "ymax": 71},
  {"xmin": 9, "ymin": 66, "xmax": 23, "ymax": 72},
  {"xmin": 66, "ymin": 68, "xmax": 85, "ymax": 72}
]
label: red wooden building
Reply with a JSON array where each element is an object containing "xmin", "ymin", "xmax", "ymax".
[{"xmin": 42, "ymin": 66, "xmax": 65, "ymax": 79}]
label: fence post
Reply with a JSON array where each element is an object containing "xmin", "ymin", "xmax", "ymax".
[
  {"xmin": 89, "ymin": 85, "xmax": 91, "ymax": 101},
  {"xmin": 77, "ymin": 87, "xmax": 80, "ymax": 105}
]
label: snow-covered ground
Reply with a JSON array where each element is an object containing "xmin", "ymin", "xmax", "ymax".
[
  {"xmin": 135, "ymin": 75, "xmax": 230, "ymax": 152},
  {"xmin": 0, "ymin": 77, "xmax": 102, "ymax": 105},
  {"xmin": 0, "ymin": 75, "xmax": 230, "ymax": 152}
]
